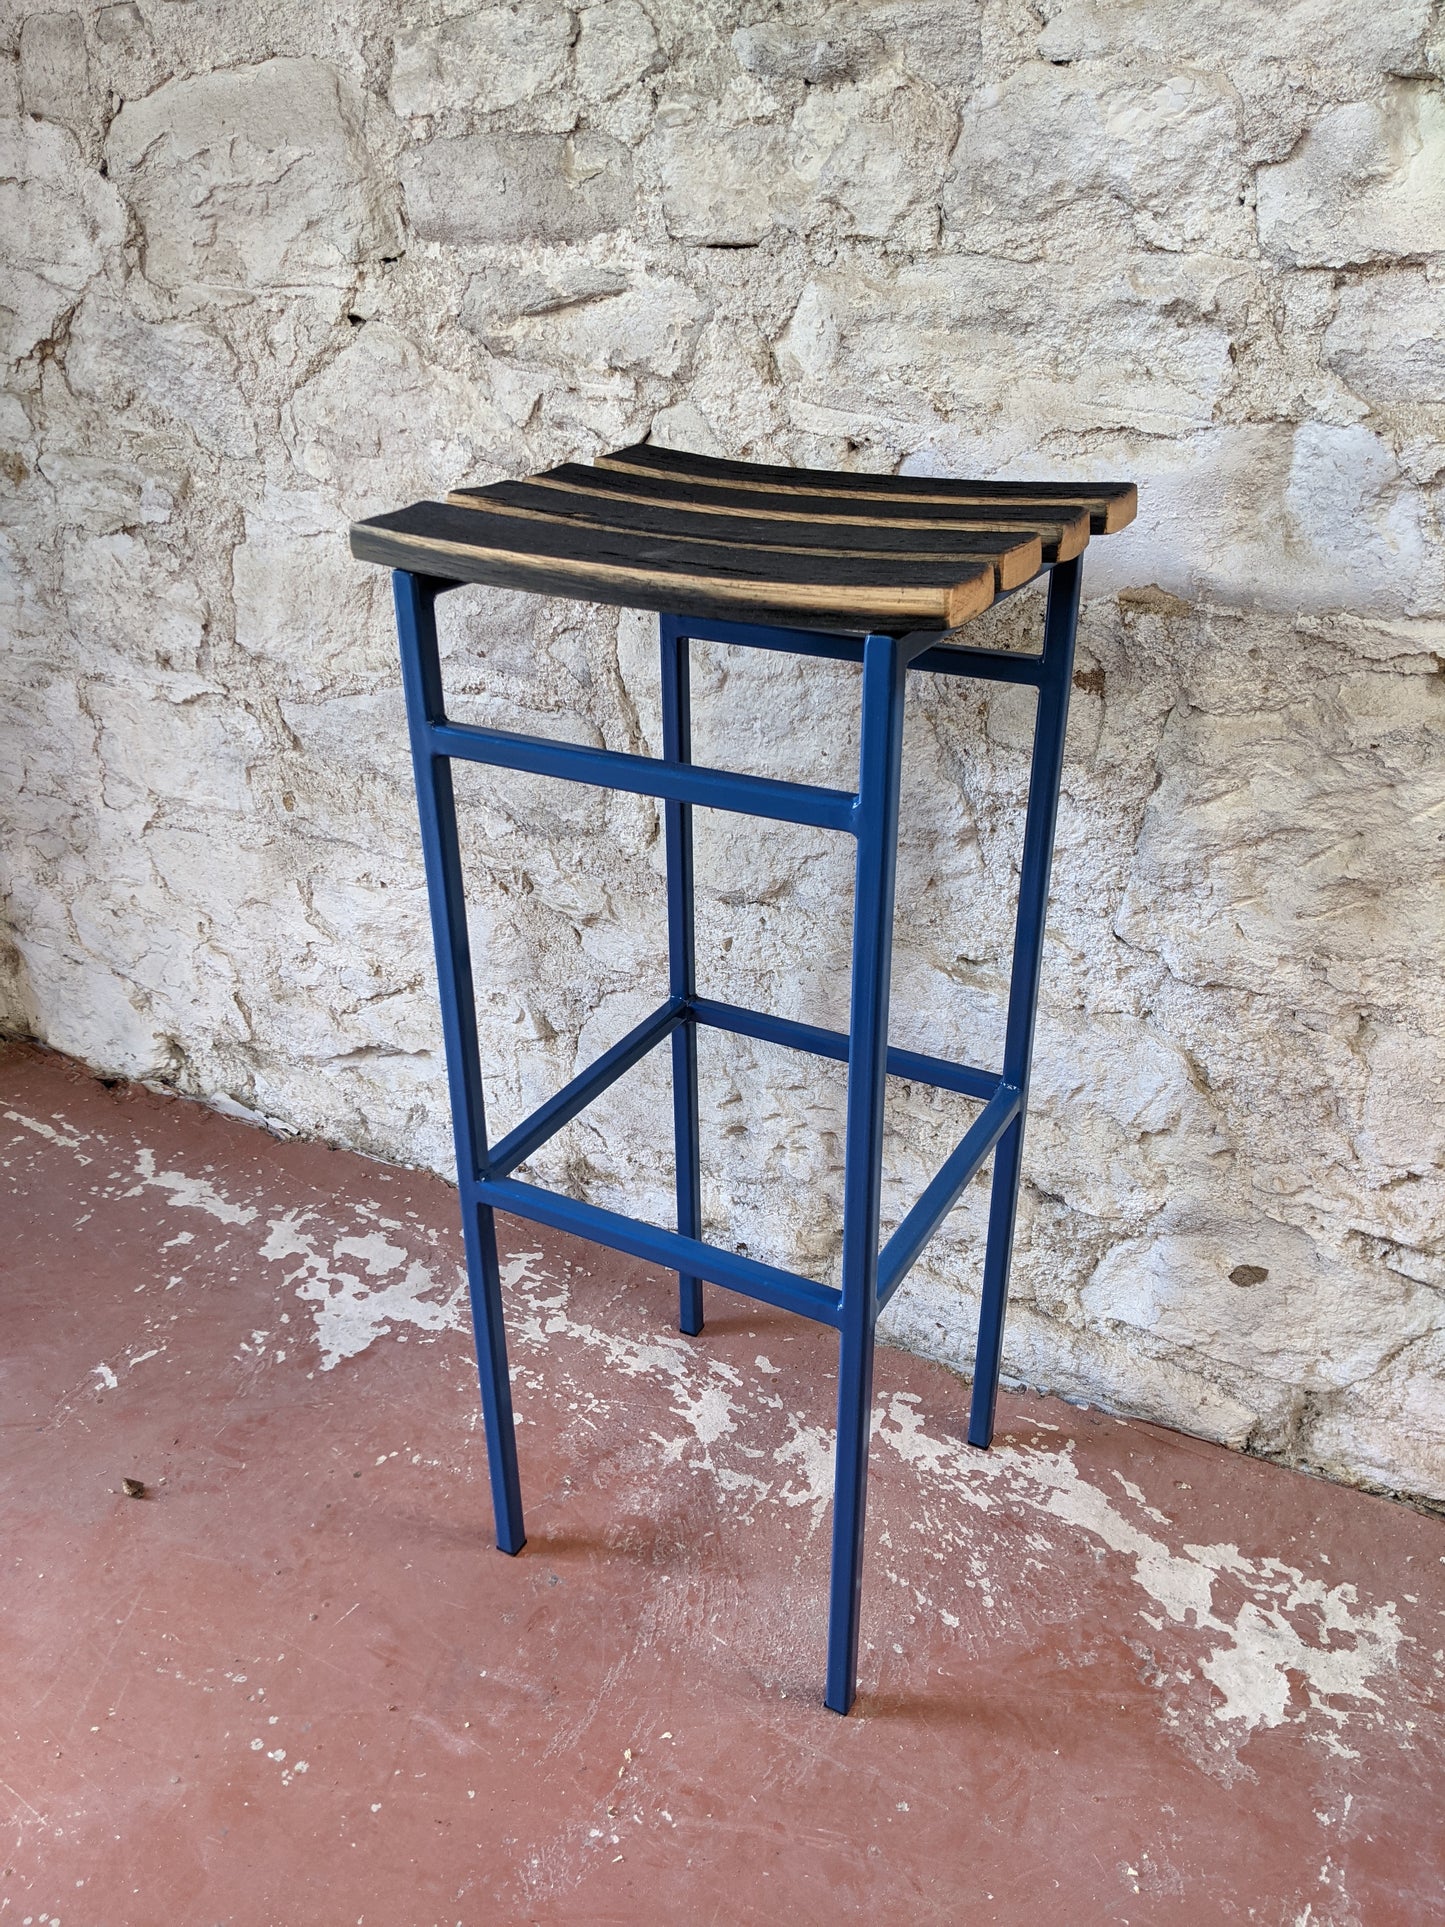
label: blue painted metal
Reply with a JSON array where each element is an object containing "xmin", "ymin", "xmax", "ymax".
[
  {"xmin": 469, "ymin": 1172, "xmax": 843, "ymax": 1326},
  {"xmin": 393, "ymin": 571, "xmax": 525, "ymax": 1557},
  {"xmin": 691, "ymin": 995, "xmax": 1000, "ymax": 1103},
  {"xmin": 876, "ymin": 1082, "xmax": 1022, "ymax": 1310},
  {"xmin": 967, "ymin": 556, "xmax": 1082, "ymax": 1449},
  {"xmin": 826, "ymin": 630, "xmax": 911, "ymax": 1714},
  {"xmin": 427, "ymin": 717, "xmax": 856, "ymax": 831},
  {"xmin": 390, "ymin": 565, "xmax": 1081, "ymax": 1715},
  {"xmin": 660, "ymin": 616, "xmax": 704, "ymax": 1336},
  {"xmin": 487, "ymin": 998, "xmax": 684, "ymax": 1180}
]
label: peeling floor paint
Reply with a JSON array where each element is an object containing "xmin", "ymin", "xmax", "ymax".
[{"xmin": 4, "ymin": 1046, "xmax": 1443, "ymax": 1923}]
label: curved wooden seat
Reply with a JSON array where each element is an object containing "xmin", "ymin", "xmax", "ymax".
[{"xmin": 350, "ymin": 442, "xmax": 1137, "ymax": 633}]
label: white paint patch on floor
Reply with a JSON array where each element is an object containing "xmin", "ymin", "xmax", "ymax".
[
  {"xmin": 499, "ymin": 1251, "xmax": 1411, "ymax": 1758},
  {"xmin": 38, "ymin": 1109, "xmax": 1413, "ymax": 1764},
  {"xmin": 128, "ymin": 1147, "xmax": 257, "ymax": 1226},
  {"xmin": 3, "ymin": 1109, "xmax": 93, "ymax": 1159},
  {"xmin": 260, "ymin": 1208, "xmax": 466, "ymax": 1369},
  {"xmin": 876, "ymin": 1392, "xmax": 1406, "ymax": 1746}
]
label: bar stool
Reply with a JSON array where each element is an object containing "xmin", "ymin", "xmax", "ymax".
[{"xmin": 350, "ymin": 443, "xmax": 1136, "ymax": 1713}]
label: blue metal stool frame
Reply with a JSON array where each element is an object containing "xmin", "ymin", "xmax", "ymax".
[{"xmin": 392, "ymin": 556, "xmax": 1081, "ymax": 1715}]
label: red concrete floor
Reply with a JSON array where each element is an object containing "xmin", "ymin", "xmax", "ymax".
[{"xmin": 1, "ymin": 1044, "xmax": 1442, "ymax": 1926}]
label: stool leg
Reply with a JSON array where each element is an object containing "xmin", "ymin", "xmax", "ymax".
[
  {"xmin": 968, "ymin": 557, "xmax": 1082, "ymax": 1450},
  {"xmin": 826, "ymin": 632, "xmax": 907, "ymax": 1715},
  {"xmin": 394, "ymin": 570, "xmax": 526, "ymax": 1555},
  {"xmin": 660, "ymin": 616, "xmax": 704, "ymax": 1336}
]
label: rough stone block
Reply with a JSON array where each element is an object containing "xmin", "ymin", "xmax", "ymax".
[
  {"xmin": 92, "ymin": 3, "xmax": 166, "ymax": 99},
  {"xmin": 1038, "ymin": 0, "xmax": 1436, "ymax": 75},
  {"xmin": 18, "ymin": 12, "xmax": 91, "ymax": 132},
  {"xmin": 1324, "ymin": 272, "xmax": 1445, "ymax": 408},
  {"xmin": 283, "ymin": 323, "xmax": 521, "ymax": 510},
  {"xmin": 474, "ymin": 275, "xmax": 710, "ymax": 378},
  {"xmin": 0, "ymin": 120, "xmax": 122, "ymax": 361},
  {"xmin": 402, "ymin": 131, "xmax": 634, "ymax": 245},
  {"xmin": 654, "ymin": 122, "xmax": 799, "ymax": 244},
  {"xmin": 389, "ymin": 3, "xmax": 574, "ymax": 117},
  {"xmin": 945, "ymin": 64, "xmax": 1249, "ymax": 257},
  {"xmin": 731, "ymin": 18, "xmax": 877, "ymax": 86},
  {"xmin": 66, "ymin": 297, "xmax": 257, "ymax": 459},
  {"xmin": 106, "ymin": 59, "xmax": 398, "ymax": 299},
  {"xmin": 1257, "ymin": 85, "xmax": 1445, "ymax": 268},
  {"xmin": 576, "ymin": 0, "xmax": 662, "ymax": 101}
]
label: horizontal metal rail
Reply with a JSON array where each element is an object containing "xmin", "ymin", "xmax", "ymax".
[
  {"xmin": 665, "ymin": 614, "xmax": 1047, "ymax": 687},
  {"xmin": 470, "ymin": 1173, "xmax": 843, "ymax": 1327},
  {"xmin": 912, "ymin": 642, "xmax": 1045, "ymax": 685},
  {"xmin": 876, "ymin": 1082, "xmax": 1023, "ymax": 1310},
  {"xmin": 485, "ymin": 998, "xmax": 684, "ymax": 1180},
  {"xmin": 427, "ymin": 719, "xmax": 858, "ymax": 833},
  {"xmin": 665, "ymin": 612, "xmax": 868, "ymax": 665},
  {"xmin": 691, "ymin": 996, "xmax": 1001, "ymax": 1103}
]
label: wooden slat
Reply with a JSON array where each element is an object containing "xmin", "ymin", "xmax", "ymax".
[
  {"xmin": 594, "ymin": 442, "xmax": 1138, "ymax": 535},
  {"xmin": 444, "ymin": 479, "xmax": 1044, "ymax": 591},
  {"xmin": 451, "ymin": 469, "xmax": 1086, "ymax": 567},
  {"xmin": 350, "ymin": 502, "xmax": 995, "ymax": 630}
]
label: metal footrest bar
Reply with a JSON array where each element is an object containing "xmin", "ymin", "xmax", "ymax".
[
  {"xmin": 485, "ymin": 998, "xmax": 685, "ymax": 1180},
  {"xmin": 690, "ymin": 995, "xmax": 1000, "ymax": 1103},
  {"xmin": 479, "ymin": 990, "xmax": 998, "ymax": 1195},
  {"xmin": 470, "ymin": 1173, "xmax": 843, "ymax": 1327},
  {"xmin": 876, "ymin": 1083, "xmax": 1022, "ymax": 1310},
  {"xmin": 427, "ymin": 718, "xmax": 858, "ymax": 832}
]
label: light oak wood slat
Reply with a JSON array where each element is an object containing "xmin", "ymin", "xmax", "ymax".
[
  {"xmin": 450, "ymin": 470, "xmax": 1088, "ymax": 565},
  {"xmin": 350, "ymin": 502, "xmax": 996, "ymax": 630},
  {"xmin": 444, "ymin": 481, "xmax": 1044, "ymax": 591},
  {"xmin": 595, "ymin": 442, "xmax": 1139, "ymax": 535}
]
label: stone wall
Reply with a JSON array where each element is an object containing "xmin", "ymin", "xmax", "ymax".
[{"xmin": 2, "ymin": 1, "xmax": 1442, "ymax": 1502}]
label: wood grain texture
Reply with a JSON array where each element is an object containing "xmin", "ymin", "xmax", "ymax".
[
  {"xmin": 450, "ymin": 470, "xmax": 1086, "ymax": 567},
  {"xmin": 443, "ymin": 479, "xmax": 1044, "ymax": 590},
  {"xmin": 350, "ymin": 501, "xmax": 995, "ymax": 630},
  {"xmin": 594, "ymin": 442, "xmax": 1138, "ymax": 535}
]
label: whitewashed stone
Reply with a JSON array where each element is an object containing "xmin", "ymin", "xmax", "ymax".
[
  {"xmin": 91, "ymin": 4, "xmax": 166, "ymax": 100},
  {"xmin": 475, "ymin": 276, "xmax": 708, "ymax": 379},
  {"xmin": 1, "ymin": 2, "xmax": 1442, "ymax": 1508},
  {"xmin": 283, "ymin": 323, "xmax": 522, "ymax": 511},
  {"xmin": 576, "ymin": 0, "xmax": 662, "ymax": 101},
  {"xmin": 66, "ymin": 297, "xmax": 257, "ymax": 459},
  {"xmin": 792, "ymin": 75, "xmax": 955, "ymax": 240},
  {"xmin": 389, "ymin": 3, "xmax": 574, "ymax": 118},
  {"xmin": 1037, "ymin": 0, "xmax": 1436, "ymax": 75},
  {"xmin": 1081, "ymin": 1226, "xmax": 1439, "ymax": 1401},
  {"xmin": 731, "ymin": 17, "xmax": 877, "ymax": 86},
  {"xmin": 1305, "ymin": 1328, "xmax": 1445, "ymax": 1496},
  {"xmin": 106, "ymin": 59, "xmax": 399, "ymax": 300},
  {"xmin": 18, "ymin": 12, "xmax": 92, "ymax": 132},
  {"xmin": 233, "ymin": 489, "xmax": 394, "ymax": 693},
  {"xmin": 945, "ymin": 66, "xmax": 1250, "ymax": 258},
  {"xmin": 402, "ymin": 132, "xmax": 634, "ymax": 245},
  {"xmin": 776, "ymin": 258, "xmax": 1233, "ymax": 441},
  {"xmin": 654, "ymin": 122, "xmax": 800, "ymax": 243},
  {"xmin": 1257, "ymin": 85, "xmax": 1445, "ymax": 268},
  {"xmin": 0, "ymin": 120, "xmax": 123, "ymax": 362},
  {"xmin": 1324, "ymin": 273, "xmax": 1445, "ymax": 409}
]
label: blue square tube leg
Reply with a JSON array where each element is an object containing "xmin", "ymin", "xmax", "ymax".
[
  {"xmin": 660, "ymin": 615, "xmax": 704, "ymax": 1336},
  {"xmin": 393, "ymin": 571, "xmax": 526, "ymax": 1555},
  {"xmin": 967, "ymin": 556, "xmax": 1082, "ymax": 1449},
  {"xmin": 826, "ymin": 631, "xmax": 909, "ymax": 1716}
]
